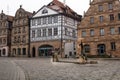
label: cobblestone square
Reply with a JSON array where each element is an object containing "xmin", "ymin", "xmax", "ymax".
[{"xmin": 0, "ymin": 57, "xmax": 120, "ymax": 80}]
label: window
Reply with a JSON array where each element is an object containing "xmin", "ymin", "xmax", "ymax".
[
  {"xmin": 118, "ymin": 27, "xmax": 120, "ymax": 34},
  {"xmin": 14, "ymin": 28, "xmax": 17, "ymax": 34},
  {"xmin": 100, "ymin": 28, "xmax": 104, "ymax": 36},
  {"xmin": 82, "ymin": 30, "xmax": 86, "ymax": 37},
  {"xmin": 90, "ymin": 29, "xmax": 94, "ymax": 36},
  {"xmin": 65, "ymin": 28, "xmax": 68, "ymax": 35},
  {"xmin": 3, "ymin": 39, "xmax": 6, "ymax": 44},
  {"xmin": 84, "ymin": 45, "xmax": 90, "ymax": 53},
  {"xmin": 110, "ymin": 27, "xmax": 115, "ymax": 35},
  {"xmin": 18, "ymin": 48, "xmax": 21, "ymax": 55},
  {"xmin": 90, "ymin": 17, "xmax": 94, "ymax": 24},
  {"xmin": 99, "ymin": 16, "xmax": 104, "ymax": 22},
  {"xmin": 32, "ymin": 19, "xmax": 35, "ymax": 26},
  {"xmin": 109, "ymin": 14, "xmax": 114, "ymax": 21},
  {"xmin": 37, "ymin": 19, "xmax": 41, "ymax": 25},
  {"xmin": 54, "ymin": 28, "xmax": 58, "ymax": 36},
  {"xmin": 32, "ymin": 30, "xmax": 35, "ymax": 38},
  {"xmin": 22, "ymin": 48, "xmax": 26, "ymax": 55},
  {"xmin": 69, "ymin": 52, "xmax": 72, "ymax": 56},
  {"xmin": 111, "ymin": 42, "xmax": 116, "ymax": 50},
  {"xmin": 43, "ymin": 29, "xmax": 46, "ymax": 37},
  {"xmin": 48, "ymin": 17, "xmax": 52, "ymax": 24},
  {"xmin": 42, "ymin": 18, "xmax": 47, "ymax": 24},
  {"xmin": 22, "ymin": 36, "xmax": 26, "ymax": 43},
  {"xmin": 48, "ymin": 28, "xmax": 52, "ymax": 36},
  {"xmin": 37, "ymin": 29, "xmax": 41, "ymax": 37},
  {"xmin": 22, "ymin": 27, "xmax": 25, "ymax": 33},
  {"xmin": 108, "ymin": 3, "xmax": 113, "ymax": 10},
  {"xmin": 53, "ymin": 16, "xmax": 58, "ymax": 23},
  {"xmin": 18, "ymin": 28, "xmax": 21, "ymax": 33},
  {"xmin": 18, "ymin": 36, "xmax": 21, "ymax": 43},
  {"xmin": 14, "ymin": 37, "xmax": 17, "ymax": 43},
  {"xmin": 118, "ymin": 13, "xmax": 120, "ymax": 20},
  {"xmin": 72, "ymin": 30, "xmax": 76, "ymax": 38},
  {"xmin": 42, "ymin": 9, "xmax": 48, "ymax": 14},
  {"xmin": 98, "ymin": 5, "xmax": 103, "ymax": 12}
]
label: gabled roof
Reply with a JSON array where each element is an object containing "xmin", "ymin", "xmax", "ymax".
[
  {"xmin": 47, "ymin": 0, "xmax": 82, "ymax": 20},
  {"xmin": 15, "ymin": 5, "xmax": 32, "ymax": 19}
]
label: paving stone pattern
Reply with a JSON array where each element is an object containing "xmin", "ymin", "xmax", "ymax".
[{"xmin": 0, "ymin": 58, "xmax": 120, "ymax": 80}]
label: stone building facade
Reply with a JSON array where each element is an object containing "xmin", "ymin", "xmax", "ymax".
[
  {"xmin": 11, "ymin": 6, "xmax": 32, "ymax": 57},
  {"xmin": 0, "ymin": 10, "xmax": 13, "ymax": 57},
  {"xmin": 78, "ymin": 0, "xmax": 120, "ymax": 57},
  {"xmin": 30, "ymin": 0, "xmax": 81, "ymax": 57}
]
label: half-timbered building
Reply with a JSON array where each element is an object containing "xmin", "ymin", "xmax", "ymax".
[{"xmin": 30, "ymin": 0, "xmax": 82, "ymax": 57}]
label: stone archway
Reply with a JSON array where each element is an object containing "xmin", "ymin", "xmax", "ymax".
[
  {"xmin": 32, "ymin": 47, "xmax": 36, "ymax": 57},
  {"xmin": 38, "ymin": 45, "xmax": 53, "ymax": 56}
]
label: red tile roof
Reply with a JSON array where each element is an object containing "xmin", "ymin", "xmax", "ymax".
[{"xmin": 47, "ymin": 0, "xmax": 82, "ymax": 21}]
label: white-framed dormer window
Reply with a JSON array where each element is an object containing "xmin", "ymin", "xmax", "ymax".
[{"xmin": 42, "ymin": 9, "xmax": 48, "ymax": 14}]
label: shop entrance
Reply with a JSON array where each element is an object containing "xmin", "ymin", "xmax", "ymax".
[{"xmin": 38, "ymin": 45, "xmax": 53, "ymax": 56}]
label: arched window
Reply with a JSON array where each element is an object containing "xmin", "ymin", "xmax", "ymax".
[{"xmin": 3, "ymin": 49, "xmax": 6, "ymax": 55}]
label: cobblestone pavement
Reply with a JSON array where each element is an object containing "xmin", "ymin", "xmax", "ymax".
[{"xmin": 0, "ymin": 57, "xmax": 120, "ymax": 80}]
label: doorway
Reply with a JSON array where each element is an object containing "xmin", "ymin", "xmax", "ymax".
[
  {"xmin": 38, "ymin": 45, "xmax": 53, "ymax": 56},
  {"xmin": 32, "ymin": 47, "xmax": 36, "ymax": 57},
  {"xmin": 97, "ymin": 44, "xmax": 106, "ymax": 55}
]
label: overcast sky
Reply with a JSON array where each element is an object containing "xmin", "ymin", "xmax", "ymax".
[{"xmin": 0, "ymin": 0, "xmax": 90, "ymax": 16}]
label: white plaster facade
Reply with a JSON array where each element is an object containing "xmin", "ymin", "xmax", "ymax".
[{"xmin": 30, "ymin": 0, "xmax": 81, "ymax": 57}]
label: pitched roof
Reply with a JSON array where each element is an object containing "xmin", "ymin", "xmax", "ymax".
[{"xmin": 47, "ymin": 0, "xmax": 82, "ymax": 20}]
